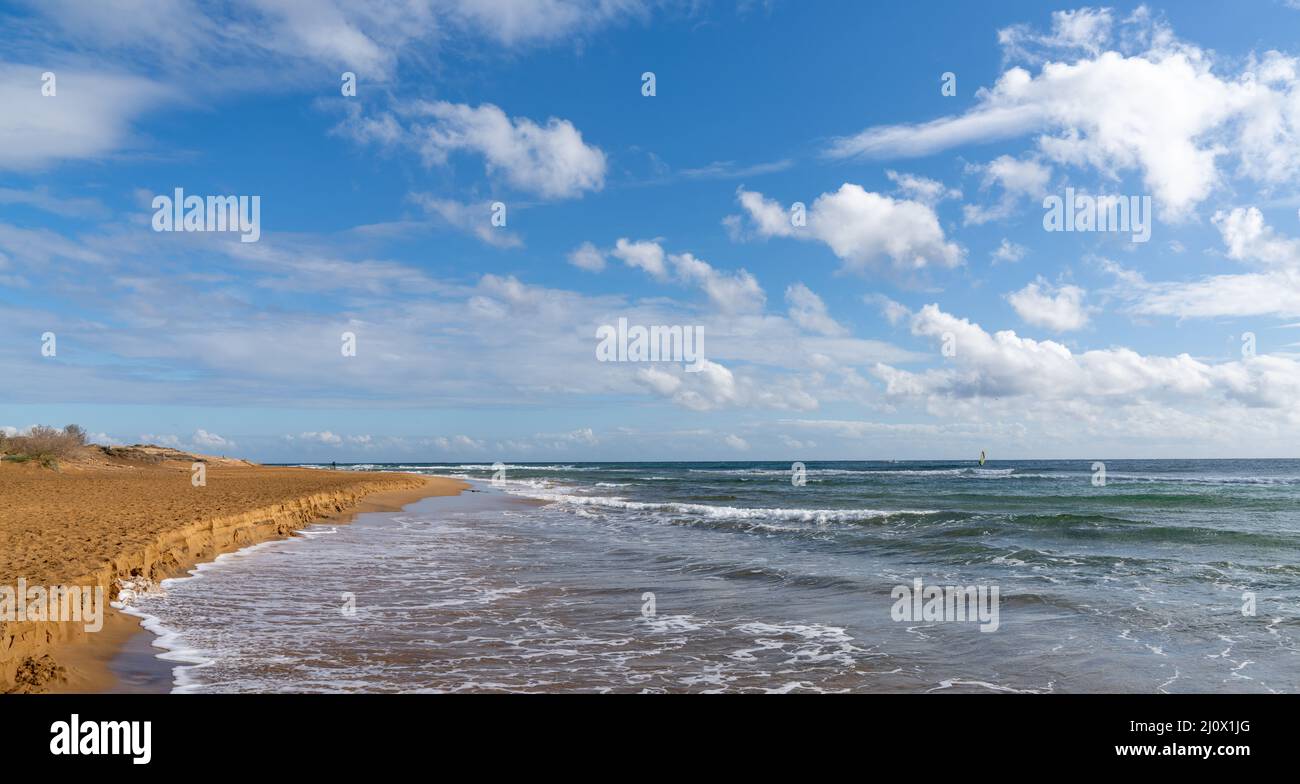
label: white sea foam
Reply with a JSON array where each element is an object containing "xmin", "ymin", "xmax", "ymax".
[
  {"xmin": 927, "ymin": 678, "xmax": 1054, "ymax": 694},
  {"xmin": 117, "ymin": 532, "xmax": 315, "ymax": 693},
  {"xmin": 442, "ymin": 464, "xmax": 600, "ymax": 472},
  {"xmin": 686, "ymin": 466, "xmax": 1018, "ymax": 478},
  {"xmin": 508, "ymin": 489, "xmax": 938, "ymax": 523},
  {"xmin": 641, "ymin": 614, "xmax": 706, "ymax": 633}
]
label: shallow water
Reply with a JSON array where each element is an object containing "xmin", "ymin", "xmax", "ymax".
[{"xmin": 124, "ymin": 460, "xmax": 1300, "ymax": 693}]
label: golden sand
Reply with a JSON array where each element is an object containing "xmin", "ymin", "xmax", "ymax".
[{"xmin": 0, "ymin": 448, "xmax": 466, "ymax": 692}]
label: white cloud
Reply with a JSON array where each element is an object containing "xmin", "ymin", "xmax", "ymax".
[
  {"xmin": 1008, "ymin": 278, "xmax": 1091, "ymax": 331},
  {"xmin": 0, "ymin": 187, "xmax": 109, "ymax": 218},
  {"xmin": 434, "ymin": 434, "xmax": 486, "ymax": 451},
  {"xmin": 1214, "ymin": 206, "xmax": 1300, "ymax": 265},
  {"xmin": 785, "ymin": 283, "xmax": 847, "ymax": 336},
  {"xmin": 723, "ymin": 433, "xmax": 750, "ymax": 451},
  {"xmin": 250, "ymin": 0, "xmax": 404, "ymax": 76},
  {"xmin": 0, "ymin": 211, "xmax": 931, "ymax": 422},
  {"xmin": 402, "ymin": 101, "xmax": 606, "ymax": 198},
  {"xmin": 864, "ymin": 293, "xmax": 910, "ymax": 326},
  {"xmin": 734, "ymin": 184, "xmax": 963, "ymax": 274},
  {"xmin": 441, "ymin": 0, "xmax": 649, "ymax": 46},
  {"xmin": 826, "ymin": 13, "xmax": 1290, "ymax": 220},
  {"xmin": 1131, "ymin": 269, "xmax": 1300, "ymax": 319},
  {"xmin": 983, "ymin": 155, "xmax": 1052, "ymax": 195},
  {"xmin": 296, "ymin": 431, "xmax": 343, "ymax": 445},
  {"xmin": 0, "ymin": 223, "xmax": 107, "ymax": 266},
  {"xmin": 778, "ymin": 418, "xmax": 992, "ymax": 440},
  {"xmin": 992, "ymin": 238, "xmax": 1027, "ymax": 264},
  {"xmin": 675, "ymin": 158, "xmax": 794, "ymax": 181},
  {"xmin": 614, "ymin": 239, "xmax": 766, "ymax": 312},
  {"xmin": 192, "ymin": 429, "xmax": 235, "ymax": 449},
  {"xmin": 669, "ymin": 252, "xmax": 765, "ymax": 313},
  {"xmin": 560, "ymin": 427, "xmax": 597, "ymax": 445},
  {"xmin": 0, "ymin": 65, "xmax": 172, "ymax": 171},
  {"xmin": 25, "ymin": 0, "xmax": 431, "ymax": 79},
  {"xmin": 22, "ymin": 1, "xmax": 648, "ymax": 81},
  {"xmin": 998, "ymin": 7, "xmax": 1115, "ymax": 61},
  {"xmin": 963, "ymin": 155, "xmax": 1053, "ymax": 224},
  {"xmin": 611, "ymin": 237, "xmax": 667, "ymax": 279},
  {"xmin": 636, "ymin": 359, "xmax": 818, "ymax": 412},
  {"xmin": 135, "ymin": 430, "xmax": 235, "ymax": 451},
  {"xmin": 778, "ymin": 434, "xmax": 815, "ymax": 450},
  {"xmin": 1109, "ymin": 207, "xmax": 1300, "ymax": 319},
  {"xmin": 885, "ymin": 170, "xmax": 961, "ymax": 204},
  {"xmin": 873, "ymin": 304, "xmax": 1300, "ymax": 413},
  {"xmin": 409, "ymin": 195, "xmax": 523, "ymax": 248},
  {"xmin": 567, "ymin": 241, "xmax": 606, "ymax": 271}
]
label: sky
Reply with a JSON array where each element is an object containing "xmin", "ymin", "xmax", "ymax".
[{"xmin": 3, "ymin": 0, "xmax": 1300, "ymax": 462}]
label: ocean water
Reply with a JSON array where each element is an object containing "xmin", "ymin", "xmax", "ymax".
[{"xmin": 122, "ymin": 460, "xmax": 1300, "ymax": 693}]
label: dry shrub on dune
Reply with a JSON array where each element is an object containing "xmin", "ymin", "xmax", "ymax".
[{"xmin": 0, "ymin": 425, "xmax": 90, "ymax": 466}]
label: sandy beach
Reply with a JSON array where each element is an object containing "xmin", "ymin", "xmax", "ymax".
[{"xmin": 0, "ymin": 446, "xmax": 466, "ymax": 693}]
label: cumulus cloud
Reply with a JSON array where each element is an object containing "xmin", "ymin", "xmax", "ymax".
[
  {"xmin": 998, "ymin": 7, "xmax": 1115, "ymax": 61},
  {"xmin": 611, "ymin": 237, "xmax": 668, "ymax": 279},
  {"xmin": 962, "ymin": 155, "xmax": 1052, "ymax": 225},
  {"xmin": 295, "ymin": 431, "xmax": 343, "ymax": 445},
  {"xmin": 340, "ymin": 100, "xmax": 606, "ymax": 200},
  {"xmin": 399, "ymin": 101, "xmax": 607, "ymax": 198},
  {"xmin": 636, "ymin": 359, "xmax": 817, "ymax": 412},
  {"xmin": 192, "ymin": 428, "xmax": 233, "ymax": 449},
  {"xmin": 992, "ymin": 238, "xmax": 1027, "ymax": 264},
  {"xmin": 885, "ymin": 170, "xmax": 961, "ymax": 205},
  {"xmin": 1008, "ymin": 278, "xmax": 1092, "ymax": 331},
  {"xmin": 669, "ymin": 251, "xmax": 765, "ymax": 313},
  {"xmin": 614, "ymin": 239, "xmax": 765, "ymax": 312},
  {"xmin": 567, "ymin": 241, "xmax": 606, "ymax": 271},
  {"xmin": 826, "ymin": 12, "xmax": 1293, "ymax": 220},
  {"xmin": 139, "ymin": 430, "xmax": 236, "ymax": 451},
  {"xmin": 733, "ymin": 184, "xmax": 963, "ymax": 274},
  {"xmin": 1214, "ymin": 206, "xmax": 1300, "ymax": 266},
  {"xmin": 873, "ymin": 304, "xmax": 1300, "ymax": 413}
]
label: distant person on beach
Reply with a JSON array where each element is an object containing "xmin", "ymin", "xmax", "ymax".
[{"xmin": 331, "ymin": 461, "xmax": 337, "ymax": 470}]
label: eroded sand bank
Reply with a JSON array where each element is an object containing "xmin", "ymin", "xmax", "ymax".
[{"xmin": 0, "ymin": 449, "xmax": 465, "ymax": 692}]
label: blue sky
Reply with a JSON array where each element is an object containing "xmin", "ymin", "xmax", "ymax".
[{"xmin": 3, "ymin": 0, "xmax": 1300, "ymax": 461}]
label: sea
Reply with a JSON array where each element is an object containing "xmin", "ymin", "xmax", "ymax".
[{"xmin": 118, "ymin": 459, "xmax": 1300, "ymax": 693}]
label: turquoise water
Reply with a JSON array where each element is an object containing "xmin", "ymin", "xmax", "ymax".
[{"xmin": 126, "ymin": 460, "xmax": 1300, "ymax": 693}]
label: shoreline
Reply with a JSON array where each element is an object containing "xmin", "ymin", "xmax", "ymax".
[
  {"xmin": 1, "ymin": 459, "xmax": 468, "ymax": 694},
  {"xmin": 55, "ymin": 475, "xmax": 470, "ymax": 694},
  {"xmin": 52, "ymin": 475, "xmax": 468, "ymax": 694},
  {"xmin": 117, "ymin": 480, "xmax": 523, "ymax": 694}
]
